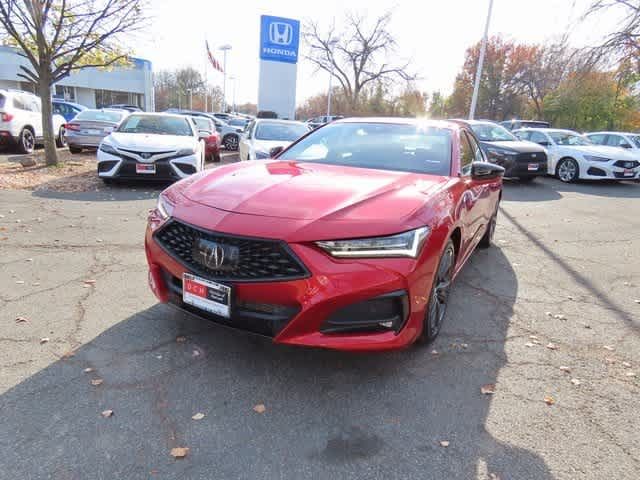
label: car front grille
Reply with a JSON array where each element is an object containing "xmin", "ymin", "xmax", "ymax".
[
  {"xmin": 154, "ymin": 219, "xmax": 309, "ymax": 282},
  {"xmin": 613, "ymin": 160, "xmax": 640, "ymax": 169},
  {"xmin": 516, "ymin": 151, "xmax": 547, "ymax": 163}
]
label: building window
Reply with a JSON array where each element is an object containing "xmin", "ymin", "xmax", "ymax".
[
  {"xmin": 95, "ymin": 89, "xmax": 144, "ymax": 108},
  {"xmin": 54, "ymin": 85, "xmax": 76, "ymax": 101},
  {"xmin": 19, "ymin": 82, "xmax": 37, "ymax": 94}
]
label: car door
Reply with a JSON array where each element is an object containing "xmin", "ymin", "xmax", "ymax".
[
  {"xmin": 239, "ymin": 121, "xmax": 254, "ymax": 160},
  {"xmin": 28, "ymin": 95, "xmax": 43, "ymax": 138},
  {"xmin": 529, "ymin": 131, "xmax": 555, "ymax": 174}
]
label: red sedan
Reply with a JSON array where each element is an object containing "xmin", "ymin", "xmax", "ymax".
[{"xmin": 145, "ymin": 119, "xmax": 504, "ymax": 351}]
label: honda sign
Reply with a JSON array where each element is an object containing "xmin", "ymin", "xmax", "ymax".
[{"xmin": 260, "ymin": 15, "xmax": 300, "ymax": 64}]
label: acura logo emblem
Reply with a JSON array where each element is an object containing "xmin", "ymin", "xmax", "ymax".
[{"xmin": 201, "ymin": 243, "xmax": 225, "ymax": 269}]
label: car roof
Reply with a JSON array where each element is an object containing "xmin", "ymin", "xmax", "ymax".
[
  {"xmin": 254, "ymin": 119, "xmax": 306, "ymax": 125},
  {"xmin": 336, "ymin": 117, "xmax": 463, "ymax": 130},
  {"xmin": 126, "ymin": 111, "xmax": 191, "ymax": 120},
  {"xmin": 514, "ymin": 127, "xmax": 577, "ymax": 134},
  {"xmin": 586, "ymin": 131, "xmax": 638, "ymax": 136}
]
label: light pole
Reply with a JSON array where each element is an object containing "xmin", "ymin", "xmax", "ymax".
[
  {"xmin": 219, "ymin": 44, "xmax": 232, "ymax": 113},
  {"xmin": 326, "ymin": 37, "xmax": 338, "ymax": 118},
  {"xmin": 229, "ymin": 75, "xmax": 237, "ymax": 114},
  {"xmin": 469, "ymin": 0, "xmax": 494, "ymax": 120}
]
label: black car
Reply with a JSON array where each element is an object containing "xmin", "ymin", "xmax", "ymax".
[{"xmin": 452, "ymin": 120, "xmax": 548, "ymax": 182}]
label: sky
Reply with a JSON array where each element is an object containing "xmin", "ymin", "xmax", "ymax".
[{"xmin": 135, "ymin": 0, "xmax": 620, "ymax": 106}]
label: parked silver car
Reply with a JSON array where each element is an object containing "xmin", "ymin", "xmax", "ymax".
[{"xmin": 64, "ymin": 109, "xmax": 129, "ymax": 153}]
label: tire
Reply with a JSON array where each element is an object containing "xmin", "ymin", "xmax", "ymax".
[
  {"xmin": 556, "ymin": 158, "xmax": 579, "ymax": 183},
  {"xmin": 418, "ymin": 239, "xmax": 456, "ymax": 344},
  {"xmin": 223, "ymin": 134, "xmax": 239, "ymax": 151},
  {"xmin": 56, "ymin": 127, "xmax": 66, "ymax": 147},
  {"xmin": 519, "ymin": 176, "xmax": 535, "ymax": 183},
  {"xmin": 17, "ymin": 128, "xmax": 35, "ymax": 154},
  {"xmin": 69, "ymin": 146, "xmax": 82, "ymax": 154},
  {"xmin": 478, "ymin": 205, "xmax": 498, "ymax": 249}
]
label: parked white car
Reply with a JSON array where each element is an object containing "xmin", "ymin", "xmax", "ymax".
[
  {"xmin": 0, "ymin": 89, "xmax": 66, "ymax": 153},
  {"xmin": 239, "ymin": 119, "xmax": 310, "ymax": 160},
  {"xmin": 97, "ymin": 113, "xmax": 206, "ymax": 183},
  {"xmin": 584, "ymin": 131, "xmax": 640, "ymax": 156},
  {"xmin": 514, "ymin": 128, "xmax": 640, "ymax": 182}
]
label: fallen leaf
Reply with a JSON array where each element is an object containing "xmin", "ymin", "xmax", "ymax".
[
  {"xmin": 176, "ymin": 335, "xmax": 187, "ymax": 343},
  {"xmin": 543, "ymin": 395, "xmax": 556, "ymax": 406},
  {"xmin": 635, "ymin": 299, "xmax": 640, "ymax": 304},
  {"xmin": 40, "ymin": 337, "xmax": 49, "ymax": 344},
  {"xmin": 253, "ymin": 404, "xmax": 266, "ymax": 414},
  {"xmin": 15, "ymin": 280, "xmax": 25, "ymax": 285},
  {"xmin": 26, "ymin": 258, "xmax": 33, "ymax": 262},
  {"xmin": 15, "ymin": 316, "xmax": 28, "ymax": 323},
  {"xmin": 529, "ymin": 335, "xmax": 539, "ymax": 340},
  {"xmin": 96, "ymin": 238, "xmax": 103, "ymax": 243},
  {"xmin": 546, "ymin": 343, "xmax": 558, "ymax": 350},
  {"xmin": 192, "ymin": 350, "xmax": 201, "ymax": 357},
  {"xmin": 83, "ymin": 367, "xmax": 94, "ymax": 373},
  {"xmin": 622, "ymin": 361, "xmax": 632, "ymax": 368},
  {"xmin": 439, "ymin": 440, "xmax": 450, "ymax": 447},
  {"xmin": 603, "ymin": 345, "xmax": 615, "ymax": 351},
  {"xmin": 570, "ymin": 378, "xmax": 581, "ymax": 386},
  {"xmin": 101, "ymin": 409, "xmax": 113, "ymax": 418},
  {"xmin": 553, "ymin": 314, "xmax": 566, "ymax": 320},
  {"xmin": 480, "ymin": 384, "xmax": 496, "ymax": 395},
  {"xmin": 525, "ymin": 342, "xmax": 535, "ymax": 347},
  {"xmin": 32, "ymin": 282, "xmax": 40, "ymax": 286},
  {"xmin": 559, "ymin": 366, "xmax": 571, "ymax": 373},
  {"xmin": 61, "ymin": 350, "xmax": 75, "ymax": 359},
  {"xmin": 192, "ymin": 412, "xmax": 205, "ymax": 420},
  {"xmin": 91, "ymin": 378, "xmax": 104, "ymax": 386},
  {"xmin": 545, "ymin": 312, "xmax": 552, "ymax": 317},
  {"xmin": 605, "ymin": 357, "xmax": 616, "ymax": 364},
  {"xmin": 83, "ymin": 279, "xmax": 96, "ymax": 285},
  {"xmin": 582, "ymin": 323, "xmax": 592, "ymax": 329},
  {"xmin": 626, "ymin": 372, "xmax": 637, "ymax": 377},
  {"xmin": 170, "ymin": 447, "xmax": 189, "ymax": 458},
  {"xmin": 430, "ymin": 349, "xmax": 439, "ymax": 355}
]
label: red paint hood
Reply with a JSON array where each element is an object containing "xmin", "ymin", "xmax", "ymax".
[{"xmin": 182, "ymin": 161, "xmax": 447, "ymax": 222}]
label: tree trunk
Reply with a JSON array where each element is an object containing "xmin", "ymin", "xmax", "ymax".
[{"xmin": 38, "ymin": 75, "xmax": 58, "ymax": 166}]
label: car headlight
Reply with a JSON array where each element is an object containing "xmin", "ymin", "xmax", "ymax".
[
  {"xmin": 315, "ymin": 226, "xmax": 430, "ymax": 258},
  {"xmin": 156, "ymin": 194, "xmax": 175, "ymax": 220},
  {"xmin": 584, "ymin": 155, "xmax": 610, "ymax": 162},
  {"xmin": 486, "ymin": 147, "xmax": 516, "ymax": 159},
  {"xmin": 254, "ymin": 150, "xmax": 270, "ymax": 160},
  {"xmin": 176, "ymin": 148, "xmax": 196, "ymax": 157},
  {"xmin": 99, "ymin": 143, "xmax": 118, "ymax": 155}
]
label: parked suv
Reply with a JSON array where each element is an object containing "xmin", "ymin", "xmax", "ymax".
[{"xmin": 0, "ymin": 89, "xmax": 66, "ymax": 153}]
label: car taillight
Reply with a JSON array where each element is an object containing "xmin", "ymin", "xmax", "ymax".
[
  {"xmin": 1, "ymin": 113, "xmax": 14, "ymax": 122},
  {"xmin": 65, "ymin": 123, "xmax": 80, "ymax": 131}
]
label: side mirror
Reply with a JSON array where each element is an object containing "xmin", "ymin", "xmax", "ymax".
[
  {"xmin": 269, "ymin": 146, "xmax": 284, "ymax": 158},
  {"xmin": 471, "ymin": 161, "xmax": 505, "ymax": 180},
  {"xmin": 621, "ymin": 143, "xmax": 632, "ymax": 149}
]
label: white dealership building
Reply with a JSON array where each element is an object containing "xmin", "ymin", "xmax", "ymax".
[{"xmin": 0, "ymin": 46, "xmax": 154, "ymax": 111}]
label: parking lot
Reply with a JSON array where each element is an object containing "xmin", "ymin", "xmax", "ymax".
[{"xmin": 0, "ymin": 153, "xmax": 638, "ymax": 479}]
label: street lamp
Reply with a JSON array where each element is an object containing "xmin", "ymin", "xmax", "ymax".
[
  {"xmin": 326, "ymin": 37, "xmax": 339, "ymax": 118},
  {"xmin": 229, "ymin": 75, "xmax": 237, "ymax": 114},
  {"xmin": 219, "ymin": 44, "xmax": 232, "ymax": 113},
  {"xmin": 469, "ymin": 0, "xmax": 494, "ymax": 120}
]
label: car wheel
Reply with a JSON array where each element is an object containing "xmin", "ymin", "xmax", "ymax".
[
  {"xmin": 418, "ymin": 239, "xmax": 455, "ymax": 344},
  {"xmin": 17, "ymin": 128, "xmax": 35, "ymax": 154},
  {"xmin": 69, "ymin": 146, "xmax": 82, "ymax": 154},
  {"xmin": 556, "ymin": 158, "xmax": 579, "ymax": 183},
  {"xmin": 478, "ymin": 206, "xmax": 498, "ymax": 249},
  {"xmin": 223, "ymin": 135, "xmax": 239, "ymax": 151},
  {"xmin": 56, "ymin": 126, "xmax": 66, "ymax": 147}
]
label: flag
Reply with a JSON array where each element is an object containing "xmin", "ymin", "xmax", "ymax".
[{"xmin": 206, "ymin": 40, "xmax": 224, "ymax": 73}]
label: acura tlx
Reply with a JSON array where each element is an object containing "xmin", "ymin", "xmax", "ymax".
[{"xmin": 145, "ymin": 118, "xmax": 504, "ymax": 351}]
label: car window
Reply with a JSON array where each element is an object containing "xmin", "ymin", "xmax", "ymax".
[
  {"xmin": 514, "ymin": 130, "xmax": 530, "ymax": 141},
  {"xmin": 279, "ymin": 122, "xmax": 453, "ymax": 176},
  {"xmin": 466, "ymin": 131, "xmax": 485, "ymax": 163},
  {"xmin": 459, "ymin": 132, "xmax": 475, "ymax": 176},
  {"xmin": 548, "ymin": 131, "xmax": 591, "ymax": 146},
  {"xmin": 118, "ymin": 114, "xmax": 193, "ymax": 136},
  {"xmin": 470, "ymin": 123, "xmax": 517, "ymax": 142},
  {"xmin": 529, "ymin": 131, "xmax": 549, "ymax": 145},
  {"xmin": 588, "ymin": 134, "xmax": 606, "ymax": 145},
  {"xmin": 13, "ymin": 95, "xmax": 27, "ymax": 111},
  {"xmin": 193, "ymin": 117, "xmax": 213, "ymax": 132},
  {"xmin": 605, "ymin": 135, "xmax": 628, "ymax": 147},
  {"xmin": 76, "ymin": 110, "xmax": 125, "ymax": 122},
  {"xmin": 629, "ymin": 135, "xmax": 640, "ymax": 148},
  {"xmin": 254, "ymin": 122, "xmax": 309, "ymax": 141}
]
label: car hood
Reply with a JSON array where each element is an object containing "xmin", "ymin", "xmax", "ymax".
[
  {"xmin": 107, "ymin": 132, "xmax": 195, "ymax": 151},
  {"xmin": 182, "ymin": 160, "xmax": 448, "ymax": 222},
  {"xmin": 481, "ymin": 140, "xmax": 544, "ymax": 153}
]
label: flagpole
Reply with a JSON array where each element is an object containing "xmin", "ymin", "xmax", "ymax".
[{"xmin": 204, "ymin": 37, "xmax": 208, "ymax": 112}]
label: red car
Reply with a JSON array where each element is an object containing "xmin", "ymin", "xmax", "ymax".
[
  {"xmin": 145, "ymin": 118, "xmax": 504, "ymax": 351},
  {"xmin": 191, "ymin": 116, "xmax": 221, "ymax": 162}
]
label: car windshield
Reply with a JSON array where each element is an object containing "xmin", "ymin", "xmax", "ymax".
[
  {"xmin": 629, "ymin": 135, "xmax": 640, "ymax": 148},
  {"xmin": 118, "ymin": 114, "xmax": 193, "ymax": 135},
  {"xmin": 193, "ymin": 117, "xmax": 213, "ymax": 131},
  {"xmin": 470, "ymin": 123, "xmax": 517, "ymax": 141},
  {"xmin": 255, "ymin": 122, "xmax": 309, "ymax": 141},
  {"xmin": 278, "ymin": 122, "xmax": 453, "ymax": 176},
  {"xmin": 548, "ymin": 131, "xmax": 591, "ymax": 146},
  {"xmin": 228, "ymin": 119, "xmax": 247, "ymax": 127},
  {"xmin": 76, "ymin": 110, "xmax": 125, "ymax": 122}
]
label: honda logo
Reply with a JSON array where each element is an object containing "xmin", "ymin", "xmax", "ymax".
[{"xmin": 269, "ymin": 22, "xmax": 293, "ymax": 46}]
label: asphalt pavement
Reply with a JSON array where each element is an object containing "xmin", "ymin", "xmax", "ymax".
[{"xmin": 0, "ymin": 172, "xmax": 638, "ymax": 479}]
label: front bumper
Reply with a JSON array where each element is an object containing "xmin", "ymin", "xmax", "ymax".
[
  {"xmin": 144, "ymin": 217, "xmax": 437, "ymax": 351},
  {"xmin": 581, "ymin": 160, "xmax": 640, "ymax": 180},
  {"xmin": 487, "ymin": 152, "xmax": 548, "ymax": 177},
  {"xmin": 97, "ymin": 151, "xmax": 199, "ymax": 181}
]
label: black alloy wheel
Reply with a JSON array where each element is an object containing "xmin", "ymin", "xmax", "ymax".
[{"xmin": 18, "ymin": 128, "xmax": 35, "ymax": 154}]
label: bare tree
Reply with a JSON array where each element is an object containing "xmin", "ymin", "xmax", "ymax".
[
  {"xmin": 304, "ymin": 12, "xmax": 416, "ymax": 112},
  {"xmin": 0, "ymin": 0, "xmax": 147, "ymax": 165},
  {"xmin": 584, "ymin": 1, "xmax": 640, "ymax": 70}
]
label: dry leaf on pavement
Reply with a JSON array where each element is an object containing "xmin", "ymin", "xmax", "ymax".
[
  {"xmin": 192, "ymin": 413, "xmax": 205, "ymax": 420},
  {"xmin": 431, "ymin": 349, "xmax": 439, "ymax": 355},
  {"xmin": 570, "ymin": 378, "xmax": 581, "ymax": 386},
  {"xmin": 603, "ymin": 345, "xmax": 615, "ymax": 351},
  {"xmin": 559, "ymin": 366, "xmax": 571, "ymax": 373},
  {"xmin": 525, "ymin": 342, "xmax": 535, "ymax": 347},
  {"xmin": 39, "ymin": 337, "xmax": 49, "ymax": 344},
  {"xmin": 480, "ymin": 384, "xmax": 496, "ymax": 395},
  {"xmin": 543, "ymin": 395, "xmax": 556, "ymax": 406},
  {"xmin": 101, "ymin": 409, "xmax": 113, "ymax": 418},
  {"xmin": 622, "ymin": 362, "xmax": 631, "ymax": 368},
  {"xmin": 626, "ymin": 372, "xmax": 637, "ymax": 377},
  {"xmin": 439, "ymin": 440, "xmax": 450, "ymax": 447},
  {"xmin": 546, "ymin": 343, "xmax": 558, "ymax": 350},
  {"xmin": 15, "ymin": 316, "xmax": 28, "ymax": 323},
  {"xmin": 83, "ymin": 367, "xmax": 94, "ymax": 373},
  {"xmin": 61, "ymin": 350, "xmax": 75, "ymax": 359},
  {"xmin": 91, "ymin": 379, "xmax": 104, "ymax": 386},
  {"xmin": 170, "ymin": 447, "xmax": 189, "ymax": 458},
  {"xmin": 83, "ymin": 279, "xmax": 96, "ymax": 285},
  {"xmin": 253, "ymin": 404, "xmax": 266, "ymax": 414}
]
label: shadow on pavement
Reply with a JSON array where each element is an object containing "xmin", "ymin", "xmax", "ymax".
[
  {"xmin": 503, "ymin": 176, "xmax": 639, "ymax": 202},
  {"xmin": 0, "ymin": 248, "xmax": 552, "ymax": 479},
  {"xmin": 31, "ymin": 179, "xmax": 166, "ymax": 202}
]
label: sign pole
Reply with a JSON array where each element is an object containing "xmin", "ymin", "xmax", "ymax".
[
  {"xmin": 219, "ymin": 45, "xmax": 232, "ymax": 113},
  {"xmin": 469, "ymin": 0, "xmax": 494, "ymax": 120}
]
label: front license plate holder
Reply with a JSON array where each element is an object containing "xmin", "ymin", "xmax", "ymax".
[
  {"xmin": 182, "ymin": 273, "xmax": 232, "ymax": 319},
  {"xmin": 136, "ymin": 163, "xmax": 156, "ymax": 174},
  {"xmin": 527, "ymin": 163, "xmax": 539, "ymax": 171},
  {"xmin": 623, "ymin": 169, "xmax": 634, "ymax": 176}
]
